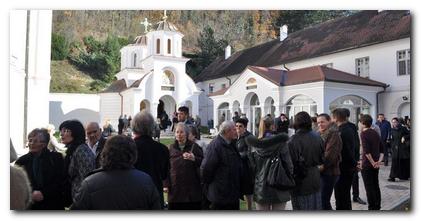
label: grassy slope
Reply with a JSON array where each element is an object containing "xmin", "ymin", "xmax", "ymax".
[{"xmin": 50, "ymin": 60, "xmax": 98, "ymax": 93}]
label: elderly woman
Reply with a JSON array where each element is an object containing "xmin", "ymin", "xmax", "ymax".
[
  {"xmin": 317, "ymin": 113, "xmax": 342, "ymax": 210},
  {"xmin": 164, "ymin": 123, "xmax": 204, "ymax": 210},
  {"xmin": 59, "ymin": 120, "xmax": 95, "ymax": 207},
  {"xmin": 71, "ymin": 135, "xmax": 161, "ymax": 210},
  {"xmin": 288, "ymin": 112, "xmax": 324, "ymax": 210}
]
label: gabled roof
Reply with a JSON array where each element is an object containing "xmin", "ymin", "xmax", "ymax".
[
  {"xmin": 209, "ymin": 65, "xmax": 387, "ymax": 97},
  {"xmin": 195, "ymin": 10, "xmax": 410, "ymax": 83},
  {"xmin": 249, "ymin": 65, "xmax": 387, "ymax": 87},
  {"xmin": 100, "ymin": 79, "xmax": 127, "ymax": 93}
]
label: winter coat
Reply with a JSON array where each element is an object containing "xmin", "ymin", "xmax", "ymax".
[
  {"xmin": 165, "ymin": 140, "xmax": 203, "ymax": 203},
  {"xmin": 15, "ymin": 148, "xmax": 65, "ymax": 210},
  {"xmin": 319, "ymin": 123, "xmax": 342, "ymax": 176},
  {"xmin": 66, "ymin": 143, "xmax": 96, "ymax": 205},
  {"xmin": 71, "ymin": 168, "xmax": 161, "ymax": 210},
  {"xmin": 236, "ymin": 131, "xmax": 255, "ymax": 195},
  {"xmin": 337, "ymin": 123, "xmax": 358, "ymax": 172},
  {"xmin": 246, "ymin": 133, "xmax": 292, "ymax": 204},
  {"xmin": 288, "ymin": 129, "xmax": 324, "ymax": 197},
  {"xmin": 201, "ymin": 135, "xmax": 242, "ymax": 204},
  {"xmin": 133, "ymin": 135, "xmax": 170, "ymax": 208},
  {"xmin": 390, "ymin": 125, "xmax": 410, "ymax": 159}
]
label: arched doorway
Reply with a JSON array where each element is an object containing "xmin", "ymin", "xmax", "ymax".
[
  {"xmin": 264, "ymin": 97, "xmax": 275, "ymax": 117},
  {"xmin": 286, "ymin": 94, "xmax": 317, "ymax": 124},
  {"xmin": 217, "ymin": 102, "xmax": 230, "ymax": 129},
  {"xmin": 329, "ymin": 95, "xmax": 371, "ymax": 124},
  {"xmin": 157, "ymin": 95, "xmax": 176, "ymax": 121},
  {"xmin": 398, "ymin": 102, "xmax": 410, "ymax": 119},
  {"xmin": 244, "ymin": 93, "xmax": 260, "ymax": 136},
  {"xmin": 232, "ymin": 100, "xmax": 241, "ymax": 116},
  {"xmin": 140, "ymin": 99, "xmax": 150, "ymax": 112}
]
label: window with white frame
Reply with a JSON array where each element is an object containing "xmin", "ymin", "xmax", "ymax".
[
  {"xmin": 355, "ymin": 57, "xmax": 370, "ymax": 78},
  {"xmin": 397, "ymin": 49, "xmax": 410, "ymax": 76},
  {"xmin": 209, "ymin": 83, "xmax": 214, "ymax": 93},
  {"xmin": 221, "ymin": 83, "xmax": 226, "ymax": 89}
]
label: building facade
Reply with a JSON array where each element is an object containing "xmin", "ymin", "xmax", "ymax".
[
  {"xmin": 195, "ymin": 10, "xmax": 410, "ymax": 127},
  {"xmin": 100, "ymin": 15, "xmax": 201, "ymax": 127}
]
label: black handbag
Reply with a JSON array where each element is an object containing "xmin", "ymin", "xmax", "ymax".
[{"xmin": 266, "ymin": 148, "xmax": 296, "ymax": 190}]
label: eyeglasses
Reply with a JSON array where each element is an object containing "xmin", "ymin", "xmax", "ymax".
[{"xmin": 87, "ymin": 130, "xmax": 98, "ymax": 135}]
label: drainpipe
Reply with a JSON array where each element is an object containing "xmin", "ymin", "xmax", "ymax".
[
  {"xmin": 376, "ymin": 84, "xmax": 390, "ymax": 116},
  {"xmin": 225, "ymin": 76, "xmax": 232, "ymax": 86},
  {"xmin": 23, "ymin": 10, "xmax": 31, "ymax": 145},
  {"xmin": 283, "ymin": 64, "xmax": 290, "ymax": 71},
  {"xmin": 118, "ymin": 92, "xmax": 123, "ymax": 115}
]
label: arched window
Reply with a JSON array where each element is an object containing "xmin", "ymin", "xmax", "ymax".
[
  {"xmin": 161, "ymin": 70, "xmax": 175, "ymax": 91},
  {"xmin": 156, "ymin": 39, "xmax": 161, "ymax": 54},
  {"xmin": 167, "ymin": 39, "xmax": 171, "ymax": 54},
  {"xmin": 246, "ymin": 78, "xmax": 257, "ymax": 90},
  {"xmin": 329, "ymin": 95, "xmax": 371, "ymax": 123}
]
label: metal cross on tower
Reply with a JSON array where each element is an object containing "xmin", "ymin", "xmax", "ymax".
[{"xmin": 141, "ymin": 18, "xmax": 152, "ymax": 33}]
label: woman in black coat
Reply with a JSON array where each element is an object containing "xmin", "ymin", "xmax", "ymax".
[
  {"xmin": 15, "ymin": 128, "xmax": 65, "ymax": 210},
  {"xmin": 164, "ymin": 123, "xmax": 204, "ymax": 210},
  {"xmin": 288, "ymin": 112, "xmax": 324, "ymax": 210},
  {"xmin": 389, "ymin": 117, "xmax": 410, "ymax": 181}
]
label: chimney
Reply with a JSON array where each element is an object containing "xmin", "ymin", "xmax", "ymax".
[
  {"xmin": 280, "ymin": 25, "xmax": 288, "ymax": 41},
  {"xmin": 225, "ymin": 45, "xmax": 231, "ymax": 60}
]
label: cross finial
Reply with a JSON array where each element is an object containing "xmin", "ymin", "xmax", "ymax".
[
  {"xmin": 141, "ymin": 18, "xmax": 152, "ymax": 33},
  {"xmin": 163, "ymin": 10, "xmax": 168, "ymax": 21}
]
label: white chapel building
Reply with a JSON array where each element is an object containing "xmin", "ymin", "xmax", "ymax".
[{"xmin": 99, "ymin": 15, "xmax": 201, "ymax": 126}]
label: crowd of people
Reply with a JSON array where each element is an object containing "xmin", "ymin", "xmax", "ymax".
[{"xmin": 10, "ymin": 106, "xmax": 410, "ymax": 211}]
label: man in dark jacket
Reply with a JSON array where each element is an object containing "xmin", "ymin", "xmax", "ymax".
[
  {"xmin": 275, "ymin": 113, "xmax": 290, "ymax": 134},
  {"xmin": 201, "ymin": 121, "xmax": 242, "ymax": 210},
  {"xmin": 71, "ymin": 135, "xmax": 161, "ymax": 210},
  {"xmin": 15, "ymin": 128, "xmax": 65, "ymax": 210},
  {"xmin": 376, "ymin": 114, "xmax": 391, "ymax": 166},
  {"xmin": 86, "ymin": 122, "xmax": 107, "ymax": 168},
  {"xmin": 332, "ymin": 108, "xmax": 358, "ymax": 210},
  {"xmin": 132, "ymin": 110, "xmax": 170, "ymax": 209},
  {"xmin": 118, "ymin": 115, "xmax": 124, "ymax": 135},
  {"xmin": 235, "ymin": 118, "xmax": 254, "ymax": 210},
  {"xmin": 342, "ymin": 109, "xmax": 366, "ymax": 205}
]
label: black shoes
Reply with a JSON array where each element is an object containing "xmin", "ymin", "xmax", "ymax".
[{"xmin": 353, "ymin": 197, "xmax": 367, "ymax": 205}]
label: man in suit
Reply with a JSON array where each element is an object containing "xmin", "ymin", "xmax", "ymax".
[{"xmin": 86, "ymin": 122, "xmax": 107, "ymax": 168}]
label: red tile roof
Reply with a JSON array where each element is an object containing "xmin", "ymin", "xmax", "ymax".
[
  {"xmin": 195, "ymin": 10, "xmax": 410, "ymax": 82},
  {"xmin": 249, "ymin": 65, "xmax": 387, "ymax": 87}
]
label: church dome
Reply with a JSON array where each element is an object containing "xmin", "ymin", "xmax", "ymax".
[
  {"xmin": 154, "ymin": 20, "xmax": 179, "ymax": 32},
  {"xmin": 133, "ymin": 35, "xmax": 147, "ymax": 45}
]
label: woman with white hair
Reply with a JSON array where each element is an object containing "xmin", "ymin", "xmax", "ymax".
[{"xmin": 164, "ymin": 123, "xmax": 204, "ymax": 210}]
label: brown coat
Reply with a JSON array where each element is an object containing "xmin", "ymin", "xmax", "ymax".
[
  {"xmin": 165, "ymin": 140, "xmax": 203, "ymax": 203},
  {"xmin": 320, "ymin": 123, "xmax": 342, "ymax": 176}
]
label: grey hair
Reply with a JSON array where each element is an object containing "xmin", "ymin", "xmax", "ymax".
[
  {"xmin": 131, "ymin": 110, "xmax": 156, "ymax": 137},
  {"xmin": 175, "ymin": 122, "xmax": 190, "ymax": 138},
  {"xmin": 219, "ymin": 121, "xmax": 235, "ymax": 136}
]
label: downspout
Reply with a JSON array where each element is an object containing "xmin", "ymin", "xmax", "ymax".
[
  {"xmin": 225, "ymin": 76, "xmax": 232, "ymax": 86},
  {"xmin": 23, "ymin": 10, "xmax": 31, "ymax": 145},
  {"xmin": 118, "ymin": 92, "xmax": 123, "ymax": 115},
  {"xmin": 376, "ymin": 84, "xmax": 390, "ymax": 115},
  {"xmin": 283, "ymin": 64, "xmax": 290, "ymax": 71}
]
